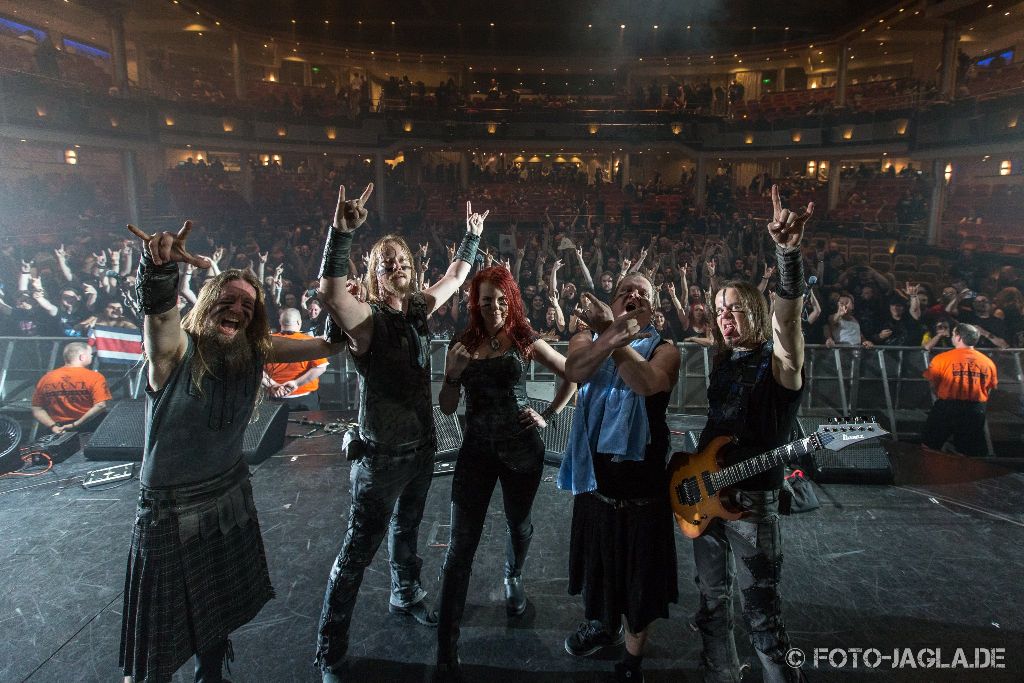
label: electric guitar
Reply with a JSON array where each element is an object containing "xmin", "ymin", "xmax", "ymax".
[{"xmin": 668, "ymin": 418, "xmax": 888, "ymax": 539}]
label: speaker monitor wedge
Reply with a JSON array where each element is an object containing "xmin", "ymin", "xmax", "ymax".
[{"xmin": 85, "ymin": 399, "xmax": 288, "ymax": 465}]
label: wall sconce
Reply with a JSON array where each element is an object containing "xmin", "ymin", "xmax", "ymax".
[
  {"xmin": 842, "ymin": 128, "xmax": 853, "ymax": 140},
  {"xmin": 326, "ymin": 127, "xmax": 337, "ymax": 140},
  {"xmin": 807, "ymin": 160, "xmax": 817, "ymax": 175},
  {"xmin": 744, "ymin": 133, "xmax": 754, "ymax": 145},
  {"xmin": 944, "ymin": 163, "xmax": 952, "ymax": 183},
  {"xmin": 109, "ymin": 116, "xmax": 120, "ymax": 128},
  {"xmin": 1008, "ymin": 114, "xmax": 1018, "ymax": 129},
  {"xmin": 791, "ymin": 130, "xmax": 802, "ymax": 143},
  {"xmin": 35, "ymin": 104, "xmax": 47, "ymax": 118},
  {"xmin": 1000, "ymin": 160, "xmax": 1012, "ymax": 176},
  {"xmin": 276, "ymin": 126, "xmax": 287, "ymax": 137},
  {"xmin": 402, "ymin": 120, "xmax": 413, "ymax": 133},
  {"xmin": 486, "ymin": 122, "xmax": 498, "ymax": 134},
  {"xmin": 588, "ymin": 123, "xmax": 599, "ymax": 135},
  {"xmin": 895, "ymin": 118, "xmax": 909, "ymax": 135},
  {"xmin": 164, "ymin": 115, "xmax": 175, "ymax": 127},
  {"xmin": 670, "ymin": 123, "xmax": 683, "ymax": 135},
  {"xmin": 222, "ymin": 119, "xmax": 235, "ymax": 133},
  {"xmin": 64, "ymin": 149, "xmax": 77, "ymax": 165},
  {"xmin": 259, "ymin": 154, "xmax": 270, "ymax": 166}
]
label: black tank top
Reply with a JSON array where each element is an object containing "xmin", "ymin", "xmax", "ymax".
[{"xmin": 351, "ymin": 292, "xmax": 435, "ymax": 449}]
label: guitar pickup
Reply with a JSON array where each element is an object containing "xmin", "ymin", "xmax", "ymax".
[{"xmin": 676, "ymin": 478, "xmax": 702, "ymax": 506}]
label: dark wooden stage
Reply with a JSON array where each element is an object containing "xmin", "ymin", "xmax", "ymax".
[{"xmin": 1, "ymin": 412, "xmax": 1022, "ymax": 682}]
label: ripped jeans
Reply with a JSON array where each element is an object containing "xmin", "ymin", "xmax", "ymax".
[
  {"xmin": 314, "ymin": 441, "xmax": 435, "ymax": 671},
  {"xmin": 692, "ymin": 490, "xmax": 804, "ymax": 683}
]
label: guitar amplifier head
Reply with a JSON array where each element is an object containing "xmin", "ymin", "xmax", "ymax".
[{"xmin": 811, "ymin": 444, "xmax": 893, "ymax": 484}]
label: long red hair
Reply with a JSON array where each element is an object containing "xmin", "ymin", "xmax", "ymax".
[{"xmin": 460, "ymin": 266, "xmax": 536, "ymax": 359}]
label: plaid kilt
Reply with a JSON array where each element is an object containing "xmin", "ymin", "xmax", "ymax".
[{"xmin": 119, "ymin": 462, "xmax": 274, "ymax": 682}]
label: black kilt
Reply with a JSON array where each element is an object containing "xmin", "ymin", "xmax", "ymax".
[
  {"xmin": 120, "ymin": 461, "xmax": 274, "ymax": 683},
  {"xmin": 568, "ymin": 492, "xmax": 678, "ymax": 634}
]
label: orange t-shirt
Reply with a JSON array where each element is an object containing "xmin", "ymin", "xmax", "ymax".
[
  {"xmin": 922, "ymin": 347, "xmax": 998, "ymax": 402},
  {"xmin": 265, "ymin": 332, "xmax": 329, "ymax": 396},
  {"xmin": 32, "ymin": 365, "xmax": 112, "ymax": 423}
]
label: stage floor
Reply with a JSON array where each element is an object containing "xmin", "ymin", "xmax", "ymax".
[{"xmin": 1, "ymin": 413, "xmax": 1022, "ymax": 682}]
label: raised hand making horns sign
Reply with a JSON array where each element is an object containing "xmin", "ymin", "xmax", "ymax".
[
  {"xmin": 332, "ymin": 182, "xmax": 374, "ymax": 233},
  {"xmin": 466, "ymin": 201, "xmax": 489, "ymax": 236},
  {"xmin": 768, "ymin": 184, "xmax": 814, "ymax": 249},
  {"xmin": 127, "ymin": 220, "xmax": 211, "ymax": 269}
]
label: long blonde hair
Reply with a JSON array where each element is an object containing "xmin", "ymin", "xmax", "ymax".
[
  {"xmin": 366, "ymin": 235, "xmax": 415, "ymax": 303},
  {"xmin": 708, "ymin": 280, "xmax": 772, "ymax": 356},
  {"xmin": 181, "ymin": 269, "xmax": 272, "ymax": 392}
]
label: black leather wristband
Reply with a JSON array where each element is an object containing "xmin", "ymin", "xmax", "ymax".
[
  {"xmin": 774, "ymin": 245, "xmax": 806, "ymax": 300},
  {"xmin": 137, "ymin": 255, "xmax": 180, "ymax": 315},
  {"xmin": 455, "ymin": 233, "xmax": 480, "ymax": 265},
  {"xmin": 323, "ymin": 316, "xmax": 345, "ymax": 343},
  {"xmin": 318, "ymin": 228, "xmax": 354, "ymax": 279}
]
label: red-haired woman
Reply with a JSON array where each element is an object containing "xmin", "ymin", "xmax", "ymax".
[{"xmin": 435, "ymin": 266, "xmax": 576, "ymax": 678}]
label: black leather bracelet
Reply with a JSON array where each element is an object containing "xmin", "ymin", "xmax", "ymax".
[
  {"xmin": 137, "ymin": 255, "xmax": 180, "ymax": 315},
  {"xmin": 318, "ymin": 228, "xmax": 354, "ymax": 279},
  {"xmin": 774, "ymin": 245, "xmax": 806, "ymax": 300},
  {"xmin": 444, "ymin": 375, "xmax": 461, "ymax": 387},
  {"xmin": 454, "ymin": 233, "xmax": 480, "ymax": 265}
]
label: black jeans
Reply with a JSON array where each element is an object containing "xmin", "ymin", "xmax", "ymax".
[
  {"xmin": 443, "ymin": 432, "xmax": 544, "ymax": 578},
  {"xmin": 923, "ymin": 399, "xmax": 989, "ymax": 457},
  {"xmin": 692, "ymin": 491, "xmax": 803, "ymax": 683},
  {"xmin": 315, "ymin": 441, "xmax": 435, "ymax": 671}
]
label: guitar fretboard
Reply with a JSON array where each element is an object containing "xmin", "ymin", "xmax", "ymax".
[{"xmin": 704, "ymin": 434, "xmax": 823, "ymax": 494}]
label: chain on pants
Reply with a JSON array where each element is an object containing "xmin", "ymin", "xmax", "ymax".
[
  {"xmin": 314, "ymin": 445, "xmax": 435, "ymax": 671},
  {"xmin": 692, "ymin": 495, "xmax": 804, "ymax": 683}
]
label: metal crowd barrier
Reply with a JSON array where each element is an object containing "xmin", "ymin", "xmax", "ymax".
[{"xmin": 3, "ymin": 337, "xmax": 1021, "ymax": 453}]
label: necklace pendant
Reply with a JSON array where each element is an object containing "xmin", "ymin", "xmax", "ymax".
[{"xmin": 489, "ymin": 336, "xmax": 501, "ymax": 352}]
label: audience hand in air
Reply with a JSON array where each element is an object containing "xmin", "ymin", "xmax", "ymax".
[
  {"xmin": 768, "ymin": 184, "xmax": 814, "ymax": 249},
  {"xmin": 332, "ymin": 183, "xmax": 374, "ymax": 233},
  {"xmin": 466, "ymin": 201, "xmax": 489, "ymax": 236},
  {"xmin": 127, "ymin": 220, "xmax": 211, "ymax": 269}
]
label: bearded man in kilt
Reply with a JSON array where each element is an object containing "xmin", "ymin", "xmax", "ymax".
[{"xmin": 120, "ymin": 220, "xmax": 341, "ymax": 682}]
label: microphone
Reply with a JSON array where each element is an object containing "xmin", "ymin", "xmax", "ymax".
[{"xmin": 803, "ymin": 275, "xmax": 818, "ymax": 300}]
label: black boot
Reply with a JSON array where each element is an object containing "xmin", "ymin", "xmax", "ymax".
[
  {"xmin": 194, "ymin": 638, "xmax": 232, "ymax": 683},
  {"xmin": 435, "ymin": 564, "xmax": 471, "ymax": 682},
  {"xmin": 503, "ymin": 525, "xmax": 533, "ymax": 617}
]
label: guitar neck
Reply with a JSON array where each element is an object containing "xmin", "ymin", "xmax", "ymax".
[{"xmin": 713, "ymin": 434, "xmax": 820, "ymax": 490}]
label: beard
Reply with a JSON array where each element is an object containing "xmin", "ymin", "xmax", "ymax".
[
  {"xmin": 379, "ymin": 269, "xmax": 414, "ymax": 298},
  {"xmin": 197, "ymin": 322, "xmax": 255, "ymax": 377}
]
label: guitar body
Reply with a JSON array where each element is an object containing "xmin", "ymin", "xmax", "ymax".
[
  {"xmin": 668, "ymin": 436, "xmax": 746, "ymax": 539},
  {"xmin": 667, "ymin": 420, "xmax": 888, "ymax": 539}
]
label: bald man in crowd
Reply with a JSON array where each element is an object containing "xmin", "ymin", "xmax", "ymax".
[{"xmin": 264, "ymin": 308, "xmax": 330, "ymax": 412}]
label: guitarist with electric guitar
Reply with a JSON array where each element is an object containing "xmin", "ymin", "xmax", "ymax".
[{"xmin": 681, "ymin": 185, "xmax": 814, "ymax": 683}]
